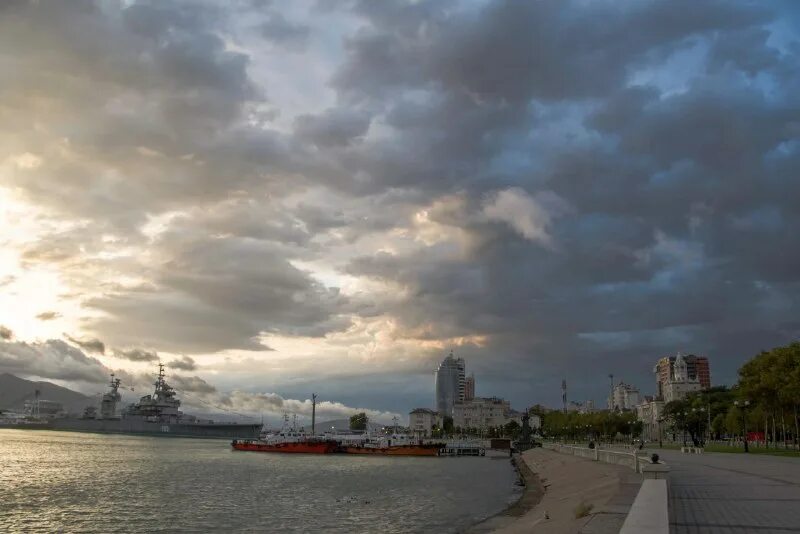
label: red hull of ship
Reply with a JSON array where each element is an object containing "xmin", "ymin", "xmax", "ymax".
[
  {"xmin": 341, "ymin": 445, "xmax": 441, "ymax": 456},
  {"xmin": 232, "ymin": 440, "xmax": 338, "ymax": 454}
]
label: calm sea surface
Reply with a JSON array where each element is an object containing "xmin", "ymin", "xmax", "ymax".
[{"xmin": 0, "ymin": 430, "xmax": 519, "ymax": 533}]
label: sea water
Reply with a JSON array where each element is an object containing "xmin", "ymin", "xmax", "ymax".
[{"xmin": 0, "ymin": 430, "xmax": 519, "ymax": 533}]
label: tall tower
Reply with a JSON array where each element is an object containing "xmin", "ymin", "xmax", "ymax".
[
  {"xmin": 435, "ymin": 351, "xmax": 465, "ymax": 417},
  {"xmin": 561, "ymin": 379, "xmax": 567, "ymax": 413}
]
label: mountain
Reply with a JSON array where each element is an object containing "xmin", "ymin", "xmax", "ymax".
[{"xmin": 0, "ymin": 373, "xmax": 92, "ymax": 413}]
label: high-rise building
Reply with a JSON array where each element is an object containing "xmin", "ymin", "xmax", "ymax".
[
  {"xmin": 435, "ymin": 351, "xmax": 465, "ymax": 417},
  {"xmin": 685, "ymin": 355, "xmax": 711, "ymax": 389},
  {"xmin": 464, "ymin": 374, "xmax": 475, "ymax": 401},
  {"xmin": 655, "ymin": 353, "xmax": 711, "ymax": 398}
]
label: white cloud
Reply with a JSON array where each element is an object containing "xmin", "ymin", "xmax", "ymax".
[{"xmin": 482, "ymin": 188, "xmax": 570, "ymax": 245}]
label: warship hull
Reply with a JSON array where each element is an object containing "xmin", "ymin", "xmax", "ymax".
[{"xmin": 51, "ymin": 418, "xmax": 261, "ymax": 439}]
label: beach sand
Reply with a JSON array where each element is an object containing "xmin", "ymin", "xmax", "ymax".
[{"xmin": 468, "ymin": 447, "xmax": 640, "ymax": 533}]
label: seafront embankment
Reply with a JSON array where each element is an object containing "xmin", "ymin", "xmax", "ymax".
[{"xmin": 471, "ymin": 447, "xmax": 643, "ymax": 533}]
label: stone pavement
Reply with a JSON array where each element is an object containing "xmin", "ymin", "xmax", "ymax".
[{"xmin": 657, "ymin": 449, "xmax": 800, "ymax": 533}]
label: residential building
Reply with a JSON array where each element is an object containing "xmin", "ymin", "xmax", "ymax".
[
  {"xmin": 660, "ymin": 353, "xmax": 702, "ymax": 402},
  {"xmin": 655, "ymin": 353, "xmax": 711, "ymax": 397},
  {"xmin": 453, "ymin": 396, "xmax": 511, "ymax": 430},
  {"xmin": 464, "ymin": 374, "xmax": 475, "ymax": 401},
  {"xmin": 435, "ymin": 351, "xmax": 466, "ymax": 417},
  {"xmin": 607, "ymin": 381, "xmax": 640, "ymax": 411},
  {"xmin": 408, "ymin": 408, "xmax": 440, "ymax": 438}
]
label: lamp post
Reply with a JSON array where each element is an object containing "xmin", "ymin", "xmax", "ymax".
[
  {"xmin": 657, "ymin": 417, "xmax": 664, "ymax": 448},
  {"xmin": 734, "ymin": 400, "xmax": 751, "ymax": 453}
]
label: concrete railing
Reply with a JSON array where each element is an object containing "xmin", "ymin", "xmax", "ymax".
[
  {"xmin": 619, "ymin": 479, "xmax": 669, "ymax": 534},
  {"xmin": 543, "ymin": 442, "xmax": 651, "ymax": 472}
]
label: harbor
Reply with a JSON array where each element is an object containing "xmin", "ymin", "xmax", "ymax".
[{"xmin": 0, "ymin": 429, "xmax": 521, "ymax": 534}]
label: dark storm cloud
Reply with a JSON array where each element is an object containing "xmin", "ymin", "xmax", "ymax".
[
  {"xmin": 328, "ymin": 0, "xmax": 800, "ymax": 405},
  {"xmin": 170, "ymin": 374, "xmax": 217, "ymax": 394},
  {"xmin": 168, "ymin": 355, "xmax": 197, "ymax": 371},
  {"xmin": 0, "ymin": 339, "xmax": 109, "ymax": 383},
  {"xmin": 0, "ymin": 326, "xmax": 12, "ymax": 340},
  {"xmin": 294, "ymin": 109, "xmax": 372, "ymax": 147},
  {"xmin": 113, "ymin": 348, "xmax": 159, "ymax": 362},
  {"xmin": 334, "ymin": 0, "xmax": 767, "ymax": 102},
  {"xmin": 65, "ymin": 335, "xmax": 106, "ymax": 355},
  {"xmin": 2, "ymin": 0, "xmax": 799, "ymax": 411}
]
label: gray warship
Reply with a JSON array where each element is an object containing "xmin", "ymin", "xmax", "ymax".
[{"xmin": 51, "ymin": 364, "xmax": 262, "ymax": 439}]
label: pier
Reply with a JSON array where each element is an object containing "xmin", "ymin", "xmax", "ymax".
[{"xmin": 439, "ymin": 444, "xmax": 485, "ymax": 456}]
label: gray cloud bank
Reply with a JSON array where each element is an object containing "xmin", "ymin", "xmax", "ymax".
[
  {"xmin": 1, "ymin": 0, "xmax": 799, "ymax": 408},
  {"xmin": 0, "ymin": 337, "xmax": 397, "ymax": 421}
]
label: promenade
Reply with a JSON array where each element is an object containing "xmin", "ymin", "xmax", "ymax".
[{"xmin": 658, "ymin": 449, "xmax": 800, "ymax": 533}]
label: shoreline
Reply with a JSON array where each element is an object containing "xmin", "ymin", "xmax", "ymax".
[{"xmin": 466, "ymin": 452, "xmax": 545, "ymax": 532}]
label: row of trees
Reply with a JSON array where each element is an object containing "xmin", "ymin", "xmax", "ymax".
[
  {"xmin": 663, "ymin": 342, "xmax": 800, "ymax": 448},
  {"xmin": 540, "ymin": 409, "xmax": 642, "ymax": 441}
]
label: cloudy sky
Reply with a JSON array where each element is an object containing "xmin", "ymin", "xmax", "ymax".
[{"xmin": 1, "ymin": 0, "xmax": 799, "ymax": 422}]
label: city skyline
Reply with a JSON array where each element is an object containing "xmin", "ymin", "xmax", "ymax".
[{"xmin": 2, "ymin": 0, "xmax": 800, "ymax": 416}]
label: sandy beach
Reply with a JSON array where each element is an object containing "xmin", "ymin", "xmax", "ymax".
[{"xmin": 469, "ymin": 447, "xmax": 640, "ymax": 533}]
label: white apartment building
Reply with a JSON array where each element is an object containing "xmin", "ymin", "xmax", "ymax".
[
  {"xmin": 662, "ymin": 353, "xmax": 702, "ymax": 402},
  {"xmin": 453, "ymin": 397, "xmax": 511, "ymax": 430},
  {"xmin": 608, "ymin": 381, "xmax": 640, "ymax": 411},
  {"xmin": 408, "ymin": 408, "xmax": 440, "ymax": 437}
]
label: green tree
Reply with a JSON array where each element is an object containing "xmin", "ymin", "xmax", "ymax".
[
  {"xmin": 711, "ymin": 413, "xmax": 726, "ymax": 439},
  {"xmin": 349, "ymin": 412, "xmax": 368, "ymax": 431},
  {"xmin": 725, "ymin": 407, "xmax": 742, "ymax": 436},
  {"xmin": 442, "ymin": 415, "xmax": 454, "ymax": 435},
  {"xmin": 504, "ymin": 420, "xmax": 521, "ymax": 438}
]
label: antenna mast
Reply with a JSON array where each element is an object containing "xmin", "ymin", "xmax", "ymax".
[{"xmin": 311, "ymin": 393, "xmax": 317, "ymax": 436}]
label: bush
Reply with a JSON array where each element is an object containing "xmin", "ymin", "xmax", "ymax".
[{"xmin": 574, "ymin": 501, "xmax": 594, "ymax": 519}]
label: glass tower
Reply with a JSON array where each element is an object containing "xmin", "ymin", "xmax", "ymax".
[{"xmin": 435, "ymin": 351, "xmax": 465, "ymax": 417}]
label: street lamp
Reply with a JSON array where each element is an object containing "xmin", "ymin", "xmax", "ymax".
[
  {"xmin": 656, "ymin": 417, "xmax": 664, "ymax": 448},
  {"xmin": 734, "ymin": 400, "xmax": 751, "ymax": 453}
]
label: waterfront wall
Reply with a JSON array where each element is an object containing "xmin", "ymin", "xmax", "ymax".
[{"xmin": 543, "ymin": 442, "xmax": 650, "ymax": 472}]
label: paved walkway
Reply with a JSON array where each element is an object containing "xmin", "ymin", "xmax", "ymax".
[{"xmin": 657, "ymin": 449, "xmax": 800, "ymax": 533}]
